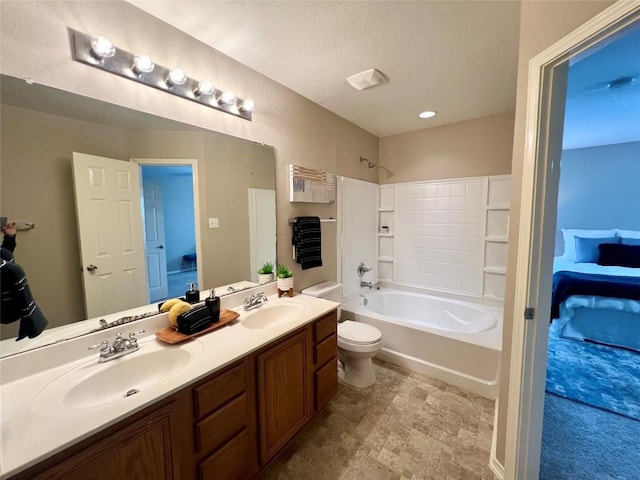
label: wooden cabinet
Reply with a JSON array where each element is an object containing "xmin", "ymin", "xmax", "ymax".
[
  {"xmin": 256, "ymin": 329, "xmax": 310, "ymax": 463},
  {"xmin": 11, "ymin": 308, "xmax": 338, "ymax": 480},
  {"xmin": 17, "ymin": 399, "xmax": 188, "ymax": 480},
  {"xmin": 192, "ymin": 358, "xmax": 258, "ymax": 480},
  {"xmin": 311, "ymin": 310, "xmax": 338, "ymax": 412}
]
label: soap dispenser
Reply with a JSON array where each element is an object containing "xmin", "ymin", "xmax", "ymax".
[
  {"xmin": 185, "ymin": 282, "xmax": 200, "ymax": 304},
  {"xmin": 205, "ymin": 288, "xmax": 220, "ymax": 322}
]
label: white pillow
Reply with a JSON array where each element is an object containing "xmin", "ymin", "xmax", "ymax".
[
  {"xmin": 561, "ymin": 228, "xmax": 617, "ymax": 262},
  {"xmin": 616, "ymin": 229, "xmax": 640, "ymax": 240}
]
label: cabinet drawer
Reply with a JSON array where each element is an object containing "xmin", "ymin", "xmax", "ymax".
[
  {"xmin": 313, "ymin": 310, "xmax": 337, "ymax": 343},
  {"xmin": 314, "ymin": 333, "xmax": 337, "ymax": 367},
  {"xmin": 196, "ymin": 393, "xmax": 247, "ymax": 454},
  {"xmin": 314, "ymin": 358, "xmax": 338, "ymax": 411},
  {"xmin": 200, "ymin": 428, "xmax": 250, "ymax": 480},
  {"xmin": 194, "ymin": 361, "xmax": 246, "ymax": 419}
]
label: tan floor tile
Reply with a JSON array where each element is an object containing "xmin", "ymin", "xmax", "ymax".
[{"xmin": 262, "ymin": 360, "xmax": 495, "ymax": 480}]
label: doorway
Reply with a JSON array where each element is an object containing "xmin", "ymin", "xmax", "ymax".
[
  {"xmin": 132, "ymin": 158, "xmax": 202, "ymax": 303},
  {"xmin": 505, "ymin": 4, "xmax": 640, "ymax": 479}
]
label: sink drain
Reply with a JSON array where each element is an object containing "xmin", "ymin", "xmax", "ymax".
[{"xmin": 125, "ymin": 388, "xmax": 139, "ymax": 397}]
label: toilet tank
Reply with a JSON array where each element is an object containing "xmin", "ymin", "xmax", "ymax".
[{"xmin": 300, "ymin": 282, "xmax": 343, "ymax": 316}]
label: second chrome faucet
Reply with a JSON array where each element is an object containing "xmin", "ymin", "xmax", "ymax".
[
  {"xmin": 89, "ymin": 329, "xmax": 145, "ymax": 363},
  {"xmin": 243, "ymin": 292, "xmax": 268, "ymax": 311}
]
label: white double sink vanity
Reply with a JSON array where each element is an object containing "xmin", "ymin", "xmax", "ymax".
[{"xmin": 0, "ymin": 283, "xmax": 339, "ymax": 479}]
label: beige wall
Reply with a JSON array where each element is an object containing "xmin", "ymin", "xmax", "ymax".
[
  {"xmin": 378, "ymin": 112, "xmax": 515, "ymax": 184},
  {"xmin": 496, "ymin": 0, "xmax": 614, "ymax": 466},
  {"xmin": 0, "ymin": 0, "xmax": 378, "ymax": 295}
]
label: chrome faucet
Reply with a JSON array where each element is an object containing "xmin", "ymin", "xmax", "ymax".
[
  {"xmin": 227, "ymin": 286, "xmax": 239, "ymax": 293},
  {"xmin": 243, "ymin": 292, "xmax": 268, "ymax": 311},
  {"xmin": 360, "ymin": 281, "xmax": 373, "ymax": 289},
  {"xmin": 89, "ymin": 329, "xmax": 145, "ymax": 363},
  {"xmin": 357, "ymin": 262, "xmax": 372, "ymax": 277}
]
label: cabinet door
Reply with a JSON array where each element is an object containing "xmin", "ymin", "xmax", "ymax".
[
  {"xmin": 256, "ymin": 329, "xmax": 309, "ymax": 463},
  {"xmin": 34, "ymin": 403, "xmax": 176, "ymax": 480}
]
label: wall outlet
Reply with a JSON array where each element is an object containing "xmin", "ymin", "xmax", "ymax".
[{"xmin": 208, "ymin": 217, "xmax": 219, "ymax": 229}]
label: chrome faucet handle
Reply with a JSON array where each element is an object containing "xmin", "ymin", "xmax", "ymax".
[
  {"xmin": 127, "ymin": 329, "xmax": 144, "ymax": 348},
  {"xmin": 88, "ymin": 340, "xmax": 110, "ymax": 353},
  {"xmin": 112, "ymin": 333, "xmax": 126, "ymax": 352},
  {"xmin": 357, "ymin": 262, "xmax": 372, "ymax": 277}
]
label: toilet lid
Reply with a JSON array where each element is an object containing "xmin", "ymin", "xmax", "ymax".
[{"xmin": 338, "ymin": 320, "xmax": 381, "ymax": 345}]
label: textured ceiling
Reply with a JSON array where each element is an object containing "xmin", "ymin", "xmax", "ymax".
[
  {"xmin": 563, "ymin": 22, "xmax": 640, "ymax": 150},
  {"xmin": 127, "ymin": 1, "xmax": 521, "ymax": 138}
]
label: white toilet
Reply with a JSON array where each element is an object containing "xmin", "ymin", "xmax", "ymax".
[{"xmin": 300, "ymin": 281, "xmax": 382, "ymax": 388}]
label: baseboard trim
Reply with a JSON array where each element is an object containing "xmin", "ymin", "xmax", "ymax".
[{"xmin": 490, "ymin": 398, "xmax": 505, "ymax": 479}]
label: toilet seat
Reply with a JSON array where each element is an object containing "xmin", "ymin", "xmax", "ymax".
[{"xmin": 338, "ymin": 320, "xmax": 381, "ymax": 346}]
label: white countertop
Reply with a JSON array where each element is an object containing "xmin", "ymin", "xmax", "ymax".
[{"xmin": 0, "ymin": 288, "xmax": 338, "ymax": 478}]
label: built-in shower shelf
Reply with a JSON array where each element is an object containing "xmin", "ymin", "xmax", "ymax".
[
  {"xmin": 483, "ymin": 266, "xmax": 506, "ymax": 274},
  {"xmin": 487, "ymin": 203, "xmax": 510, "ymax": 210},
  {"xmin": 378, "ymin": 256, "xmax": 394, "ymax": 262},
  {"xmin": 483, "ymin": 294, "xmax": 504, "ymax": 302},
  {"xmin": 377, "ymin": 233, "xmax": 394, "ymax": 238},
  {"xmin": 378, "ymin": 207, "xmax": 394, "ymax": 212},
  {"xmin": 485, "ymin": 236, "xmax": 508, "ymax": 242}
]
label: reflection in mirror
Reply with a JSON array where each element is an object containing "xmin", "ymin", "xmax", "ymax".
[{"xmin": 0, "ymin": 74, "xmax": 276, "ymax": 357}]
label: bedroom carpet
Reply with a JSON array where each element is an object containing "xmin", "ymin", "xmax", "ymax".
[
  {"xmin": 546, "ymin": 325, "xmax": 640, "ymax": 420},
  {"xmin": 540, "ymin": 393, "xmax": 640, "ymax": 480}
]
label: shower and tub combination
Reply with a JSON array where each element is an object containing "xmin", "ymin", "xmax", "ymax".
[
  {"xmin": 336, "ymin": 175, "xmax": 509, "ymax": 399},
  {"xmin": 341, "ymin": 287, "xmax": 502, "ymax": 398}
]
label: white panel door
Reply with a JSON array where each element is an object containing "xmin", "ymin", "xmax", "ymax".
[
  {"xmin": 72, "ymin": 152, "xmax": 148, "ymax": 318},
  {"xmin": 248, "ymin": 188, "xmax": 276, "ymax": 282},
  {"xmin": 143, "ymin": 182, "xmax": 168, "ymax": 302}
]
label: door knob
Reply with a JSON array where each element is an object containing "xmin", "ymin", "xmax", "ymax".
[
  {"xmin": 86, "ymin": 264, "xmax": 98, "ymax": 272},
  {"xmin": 158, "ymin": 245, "xmax": 164, "ymax": 249}
]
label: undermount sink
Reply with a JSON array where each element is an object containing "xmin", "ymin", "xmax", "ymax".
[
  {"xmin": 241, "ymin": 299, "xmax": 307, "ymax": 330},
  {"xmin": 32, "ymin": 340, "xmax": 203, "ymax": 410}
]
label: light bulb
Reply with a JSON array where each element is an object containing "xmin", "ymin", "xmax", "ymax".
[
  {"xmin": 239, "ymin": 99, "xmax": 255, "ymax": 112},
  {"xmin": 166, "ymin": 68, "xmax": 187, "ymax": 86},
  {"xmin": 195, "ymin": 80, "xmax": 215, "ymax": 96},
  {"xmin": 90, "ymin": 36, "xmax": 115, "ymax": 59},
  {"xmin": 221, "ymin": 90, "xmax": 236, "ymax": 105},
  {"xmin": 132, "ymin": 54, "xmax": 154, "ymax": 74}
]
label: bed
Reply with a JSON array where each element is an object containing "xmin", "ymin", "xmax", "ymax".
[{"xmin": 551, "ymin": 228, "xmax": 640, "ymax": 352}]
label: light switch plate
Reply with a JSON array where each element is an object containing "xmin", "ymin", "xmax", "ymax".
[{"xmin": 208, "ymin": 217, "xmax": 219, "ymax": 228}]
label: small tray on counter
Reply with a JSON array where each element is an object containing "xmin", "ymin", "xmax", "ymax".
[{"xmin": 155, "ymin": 309, "xmax": 240, "ymax": 345}]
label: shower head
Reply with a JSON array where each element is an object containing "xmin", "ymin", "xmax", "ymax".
[{"xmin": 360, "ymin": 157, "xmax": 376, "ymax": 169}]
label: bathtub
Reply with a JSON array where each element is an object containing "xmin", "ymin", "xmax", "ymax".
[{"xmin": 341, "ymin": 288, "xmax": 502, "ymax": 399}]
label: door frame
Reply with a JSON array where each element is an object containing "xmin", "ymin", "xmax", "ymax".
[
  {"xmin": 504, "ymin": 3, "xmax": 640, "ymax": 479},
  {"xmin": 131, "ymin": 158, "xmax": 203, "ymax": 294}
]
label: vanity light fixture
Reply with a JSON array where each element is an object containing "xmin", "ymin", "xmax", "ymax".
[
  {"xmin": 239, "ymin": 99, "xmax": 255, "ymax": 112},
  {"xmin": 221, "ymin": 90, "xmax": 236, "ymax": 105},
  {"xmin": 132, "ymin": 54, "xmax": 154, "ymax": 74},
  {"xmin": 166, "ymin": 67, "xmax": 188, "ymax": 87},
  {"xmin": 194, "ymin": 80, "xmax": 215, "ymax": 97},
  {"xmin": 90, "ymin": 36, "xmax": 115, "ymax": 59},
  {"xmin": 70, "ymin": 29, "xmax": 253, "ymax": 121}
]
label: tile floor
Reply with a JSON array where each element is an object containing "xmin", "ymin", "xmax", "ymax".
[{"xmin": 261, "ymin": 359, "xmax": 496, "ymax": 480}]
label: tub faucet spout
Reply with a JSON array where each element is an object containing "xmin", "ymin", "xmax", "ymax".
[{"xmin": 360, "ymin": 281, "xmax": 372, "ymax": 289}]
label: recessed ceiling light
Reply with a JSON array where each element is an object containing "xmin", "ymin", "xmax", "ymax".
[{"xmin": 419, "ymin": 110, "xmax": 437, "ymax": 119}]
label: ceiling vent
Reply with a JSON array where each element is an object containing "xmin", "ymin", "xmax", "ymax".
[{"xmin": 346, "ymin": 68, "xmax": 387, "ymax": 91}]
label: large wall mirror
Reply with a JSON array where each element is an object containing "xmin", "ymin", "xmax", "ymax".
[{"xmin": 0, "ymin": 75, "xmax": 276, "ymax": 356}]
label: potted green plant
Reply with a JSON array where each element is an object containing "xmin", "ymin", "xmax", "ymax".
[
  {"xmin": 276, "ymin": 264, "xmax": 294, "ymax": 297},
  {"xmin": 257, "ymin": 261, "xmax": 275, "ymax": 284}
]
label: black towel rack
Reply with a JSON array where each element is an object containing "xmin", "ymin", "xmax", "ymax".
[{"xmin": 288, "ymin": 217, "xmax": 337, "ymax": 224}]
